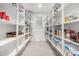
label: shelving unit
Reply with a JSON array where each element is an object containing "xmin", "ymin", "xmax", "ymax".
[
  {"xmin": 45, "ymin": 3, "xmax": 79, "ymax": 56},
  {"xmin": 25, "ymin": 11, "xmax": 32, "ymax": 37},
  {"xmin": 45, "ymin": 3, "xmax": 63, "ymax": 55},
  {"xmin": 63, "ymin": 3, "xmax": 79, "ymax": 56},
  {"xmin": 0, "ymin": 3, "xmax": 32, "ymax": 56}
]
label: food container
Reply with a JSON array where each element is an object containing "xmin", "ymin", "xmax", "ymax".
[
  {"xmin": 66, "ymin": 30, "xmax": 71, "ymax": 39},
  {"xmin": 54, "ymin": 30, "xmax": 57, "ymax": 35},
  {"xmin": 3, "ymin": 14, "xmax": 10, "ymax": 21},
  {"xmin": 59, "ymin": 29, "xmax": 62, "ymax": 37},
  {"xmin": 1, "ymin": 12, "xmax": 6, "ymax": 19},
  {"xmin": 65, "ymin": 29, "xmax": 76, "ymax": 41},
  {"xmin": 0, "ymin": 12, "xmax": 6, "ymax": 19},
  {"xmin": 64, "ymin": 44, "xmax": 69, "ymax": 56},
  {"xmin": 64, "ymin": 29, "xmax": 67, "ymax": 38},
  {"xmin": 64, "ymin": 44, "xmax": 74, "ymax": 56},
  {"xmin": 0, "ymin": 11, "xmax": 10, "ymax": 21},
  {"xmin": 70, "ymin": 30, "xmax": 76, "ymax": 42},
  {"xmin": 76, "ymin": 32, "xmax": 79, "ymax": 43},
  {"xmin": 3, "ymin": 14, "xmax": 6, "ymax": 20},
  {"xmin": 64, "ymin": 17, "xmax": 69, "ymax": 23},
  {"xmin": 5, "ymin": 15, "xmax": 10, "ymax": 20},
  {"xmin": 0, "ymin": 12, "xmax": 2, "ymax": 18},
  {"xmin": 6, "ymin": 32, "xmax": 16, "ymax": 37},
  {"xmin": 69, "ymin": 15, "xmax": 78, "ymax": 21}
]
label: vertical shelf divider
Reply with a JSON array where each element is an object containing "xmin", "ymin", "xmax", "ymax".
[
  {"xmin": 61, "ymin": 3, "xmax": 65, "ymax": 55},
  {"xmin": 16, "ymin": 3, "xmax": 19, "ymax": 52},
  {"xmin": 24, "ymin": 9, "xmax": 26, "ymax": 40}
]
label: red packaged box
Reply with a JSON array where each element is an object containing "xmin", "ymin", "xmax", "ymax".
[
  {"xmin": 0, "ymin": 12, "xmax": 5, "ymax": 19},
  {"xmin": 3, "ymin": 14, "xmax": 6, "ymax": 19},
  {"xmin": 0, "ymin": 12, "xmax": 2, "ymax": 18},
  {"xmin": 0, "ymin": 12, "xmax": 6, "ymax": 19},
  {"xmin": 1, "ymin": 12, "xmax": 6, "ymax": 19},
  {"xmin": 6, "ymin": 15, "xmax": 10, "ymax": 20},
  {"xmin": 2, "ymin": 14, "xmax": 10, "ymax": 21}
]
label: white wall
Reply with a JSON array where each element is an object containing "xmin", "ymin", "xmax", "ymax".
[
  {"xmin": 64, "ymin": 3, "xmax": 79, "ymax": 17},
  {"xmin": 32, "ymin": 13, "xmax": 47, "ymax": 41}
]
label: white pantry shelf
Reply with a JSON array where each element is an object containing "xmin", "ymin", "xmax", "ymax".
[
  {"xmin": 17, "ymin": 33, "xmax": 29, "ymax": 39},
  {"xmin": 0, "ymin": 19, "xmax": 17, "ymax": 25},
  {"xmin": 18, "ymin": 23, "xmax": 25, "ymax": 26},
  {"xmin": 64, "ymin": 19, "xmax": 79, "ymax": 25},
  {"xmin": 46, "ymin": 37, "xmax": 63, "ymax": 55},
  {"xmin": 52, "ymin": 34, "xmax": 62, "ymax": 39},
  {"xmin": 47, "ymin": 32, "xmax": 62, "ymax": 39},
  {"xmin": 64, "ymin": 38, "xmax": 79, "ymax": 46},
  {"xmin": 8, "ymin": 36, "xmax": 32, "ymax": 56},
  {"xmin": 0, "ymin": 19, "xmax": 25, "ymax": 26},
  {"xmin": 0, "ymin": 33, "xmax": 29, "ymax": 46}
]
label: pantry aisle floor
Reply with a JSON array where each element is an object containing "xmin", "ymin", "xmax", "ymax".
[{"xmin": 21, "ymin": 41, "xmax": 55, "ymax": 56}]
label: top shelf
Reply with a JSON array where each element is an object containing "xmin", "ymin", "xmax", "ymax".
[
  {"xmin": 0, "ymin": 19, "xmax": 17, "ymax": 25},
  {"xmin": 0, "ymin": 19, "xmax": 25, "ymax": 26},
  {"xmin": 52, "ymin": 19, "xmax": 79, "ymax": 26}
]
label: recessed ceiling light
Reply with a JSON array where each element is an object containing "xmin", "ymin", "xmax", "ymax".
[{"xmin": 38, "ymin": 4, "xmax": 42, "ymax": 8}]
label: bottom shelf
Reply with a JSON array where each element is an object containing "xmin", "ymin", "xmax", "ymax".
[
  {"xmin": 46, "ymin": 37, "xmax": 63, "ymax": 55},
  {"xmin": 64, "ymin": 42, "xmax": 79, "ymax": 56},
  {"xmin": 0, "ymin": 33, "xmax": 30, "ymax": 56},
  {"xmin": 0, "ymin": 33, "xmax": 29, "ymax": 46},
  {"xmin": 8, "ymin": 36, "xmax": 32, "ymax": 56}
]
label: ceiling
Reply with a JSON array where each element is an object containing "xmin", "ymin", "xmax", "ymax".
[{"xmin": 23, "ymin": 3, "xmax": 54, "ymax": 13}]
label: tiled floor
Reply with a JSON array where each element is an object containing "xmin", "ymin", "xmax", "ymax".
[{"xmin": 21, "ymin": 41, "xmax": 55, "ymax": 56}]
